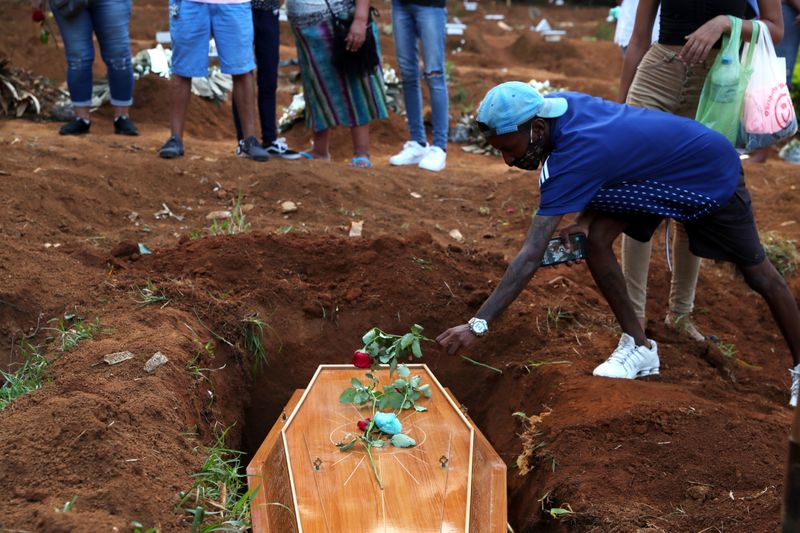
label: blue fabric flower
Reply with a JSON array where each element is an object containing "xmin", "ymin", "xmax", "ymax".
[{"xmin": 373, "ymin": 412, "xmax": 402, "ymax": 435}]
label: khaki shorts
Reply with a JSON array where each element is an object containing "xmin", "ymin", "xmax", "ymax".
[{"xmin": 626, "ymin": 43, "xmax": 717, "ymax": 119}]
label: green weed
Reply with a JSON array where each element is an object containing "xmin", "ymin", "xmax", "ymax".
[
  {"xmin": 50, "ymin": 316, "xmax": 101, "ymax": 351},
  {"xmin": 55, "ymin": 496, "xmax": 78, "ymax": 513},
  {"xmin": 524, "ymin": 359, "xmax": 571, "ymax": 373},
  {"xmin": 717, "ymin": 342, "xmax": 737, "ymax": 358},
  {"xmin": 545, "ymin": 307, "xmax": 575, "ymax": 332},
  {"xmin": 178, "ymin": 425, "xmax": 258, "ymax": 533},
  {"xmin": 209, "ymin": 193, "xmax": 251, "ymax": 236},
  {"xmin": 0, "ymin": 339, "xmax": 48, "ymax": 410},
  {"xmin": 131, "ymin": 278, "xmax": 170, "ymax": 307},
  {"xmin": 241, "ymin": 313, "xmax": 268, "ymax": 371},
  {"xmin": 131, "ymin": 522, "xmax": 159, "ymax": 533},
  {"xmin": 761, "ymin": 232, "xmax": 799, "ymax": 277}
]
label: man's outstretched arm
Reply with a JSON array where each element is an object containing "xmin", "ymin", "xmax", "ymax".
[{"xmin": 436, "ymin": 213, "xmax": 563, "ymax": 354}]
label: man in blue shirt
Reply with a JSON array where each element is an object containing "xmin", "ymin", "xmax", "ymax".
[{"xmin": 436, "ymin": 81, "xmax": 800, "ymax": 407}]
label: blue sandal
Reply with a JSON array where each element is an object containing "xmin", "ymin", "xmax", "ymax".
[{"xmin": 349, "ymin": 156, "xmax": 372, "ymax": 169}]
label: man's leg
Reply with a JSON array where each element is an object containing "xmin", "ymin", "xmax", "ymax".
[
  {"xmin": 587, "ymin": 216, "xmax": 648, "ymax": 346},
  {"xmin": 739, "ymin": 259, "xmax": 800, "ymax": 366},
  {"xmin": 392, "ymin": 0, "xmax": 425, "ymax": 146},
  {"xmin": 621, "ymin": 233, "xmax": 652, "ymax": 330},
  {"xmin": 232, "ymin": 71, "xmax": 258, "ymax": 140},
  {"xmin": 253, "ymin": 8, "xmax": 280, "ymax": 145},
  {"xmin": 169, "ymin": 75, "xmax": 191, "ymax": 139},
  {"xmin": 416, "ymin": 5, "xmax": 448, "ymax": 150}
]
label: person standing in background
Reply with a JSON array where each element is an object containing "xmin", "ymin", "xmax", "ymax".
[
  {"xmin": 388, "ymin": 0, "xmax": 448, "ymax": 172},
  {"xmin": 613, "ymin": 0, "xmax": 660, "ymax": 56},
  {"xmin": 286, "ymin": 0, "xmax": 388, "ymax": 167},
  {"xmin": 231, "ymin": 0, "xmax": 301, "ymax": 159},
  {"xmin": 159, "ymin": 0, "xmax": 269, "ymax": 161},
  {"xmin": 38, "ymin": 0, "xmax": 139, "ymax": 135},
  {"xmin": 617, "ymin": 0, "xmax": 783, "ymax": 344}
]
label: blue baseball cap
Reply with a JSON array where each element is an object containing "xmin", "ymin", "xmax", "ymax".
[{"xmin": 476, "ymin": 81, "xmax": 568, "ymax": 136}]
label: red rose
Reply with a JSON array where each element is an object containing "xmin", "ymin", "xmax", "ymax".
[
  {"xmin": 357, "ymin": 417, "xmax": 371, "ymax": 431},
  {"xmin": 352, "ymin": 350, "xmax": 371, "ymax": 369},
  {"xmin": 32, "ymin": 9, "xmax": 45, "ymax": 22},
  {"xmin": 395, "ymin": 387, "xmax": 402, "ymax": 393}
]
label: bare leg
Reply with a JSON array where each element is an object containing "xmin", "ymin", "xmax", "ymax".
[
  {"xmin": 351, "ymin": 124, "xmax": 370, "ymax": 157},
  {"xmin": 739, "ymin": 259, "xmax": 800, "ymax": 365},
  {"xmin": 112, "ymin": 105, "xmax": 131, "ymax": 119},
  {"xmin": 586, "ymin": 216, "xmax": 648, "ymax": 346},
  {"xmin": 307, "ymin": 129, "xmax": 331, "ymax": 159},
  {"xmin": 169, "ymin": 74, "xmax": 192, "ymax": 139},
  {"xmin": 232, "ymin": 71, "xmax": 257, "ymax": 140},
  {"xmin": 73, "ymin": 106, "xmax": 91, "ymax": 121}
]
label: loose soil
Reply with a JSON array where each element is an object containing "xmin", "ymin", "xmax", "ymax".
[{"xmin": 1, "ymin": 1, "xmax": 798, "ymax": 531}]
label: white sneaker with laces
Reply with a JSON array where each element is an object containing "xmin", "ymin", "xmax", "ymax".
[
  {"xmin": 790, "ymin": 364, "xmax": 800, "ymax": 407},
  {"xmin": 593, "ymin": 333, "xmax": 660, "ymax": 379},
  {"xmin": 418, "ymin": 146, "xmax": 447, "ymax": 172},
  {"xmin": 389, "ymin": 141, "xmax": 429, "ymax": 166}
]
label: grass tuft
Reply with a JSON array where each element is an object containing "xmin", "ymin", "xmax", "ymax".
[
  {"xmin": 762, "ymin": 232, "xmax": 799, "ymax": 277},
  {"xmin": 177, "ymin": 425, "xmax": 258, "ymax": 533},
  {"xmin": 242, "ymin": 313, "xmax": 268, "ymax": 372},
  {"xmin": 50, "ymin": 316, "xmax": 101, "ymax": 352},
  {"xmin": 131, "ymin": 278, "xmax": 170, "ymax": 307},
  {"xmin": 209, "ymin": 193, "xmax": 251, "ymax": 236},
  {"xmin": 0, "ymin": 339, "xmax": 48, "ymax": 410}
]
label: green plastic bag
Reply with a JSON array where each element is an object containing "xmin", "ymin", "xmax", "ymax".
[{"xmin": 694, "ymin": 16, "xmax": 758, "ymax": 145}]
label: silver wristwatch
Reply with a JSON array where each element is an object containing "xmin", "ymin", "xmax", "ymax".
[{"xmin": 468, "ymin": 317, "xmax": 489, "ymax": 337}]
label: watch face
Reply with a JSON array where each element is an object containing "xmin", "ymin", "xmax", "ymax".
[{"xmin": 470, "ymin": 319, "xmax": 487, "ymax": 335}]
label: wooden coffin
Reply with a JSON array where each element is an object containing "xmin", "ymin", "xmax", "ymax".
[{"xmin": 247, "ymin": 364, "xmax": 506, "ymax": 532}]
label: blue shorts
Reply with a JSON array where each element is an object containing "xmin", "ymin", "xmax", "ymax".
[{"xmin": 169, "ymin": 0, "xmax": 255, "ymax": 77}]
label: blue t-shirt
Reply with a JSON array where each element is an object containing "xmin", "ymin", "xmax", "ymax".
[{"xmin": 537, "ymin": 92, "xmax": 741, "ymax": 221}]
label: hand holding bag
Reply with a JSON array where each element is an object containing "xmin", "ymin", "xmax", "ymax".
[
  {"xmin": 323, "ymin": 0, "xmax": 381, "ymax": 77},
  {"xmin": 695, "ymin": 16, "xmax": 757, "ymax": 145},
  {"xmin": 739, "ymin": 20, "xmax": 798, "ymax": 150}
]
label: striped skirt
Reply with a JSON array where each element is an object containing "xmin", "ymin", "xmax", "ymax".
[{"xmin": 291, "ymin": 18, "xmax": 388, "ymax": 132}]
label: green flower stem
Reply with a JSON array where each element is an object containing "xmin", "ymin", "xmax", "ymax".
[
  {"xmin": 364, "ymin": 441, "xmax": 384, "ymax": 490},
  {"xmin": 460, "ymin": 354, "xmax": 503, "ymax": 374}
]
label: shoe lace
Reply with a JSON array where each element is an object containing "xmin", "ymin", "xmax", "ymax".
[
  {"xmin": 273, "ymin": 137, "xmax": 289, "ymax": 151},
  {"xmin": 791, "ymin": 367, "xmax": 800, "ymax": 398}
]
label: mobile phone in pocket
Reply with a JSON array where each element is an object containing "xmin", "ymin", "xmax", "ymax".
[{"xmin": 540, "ymin": 233, "xmax": 587, "ymax": 267}]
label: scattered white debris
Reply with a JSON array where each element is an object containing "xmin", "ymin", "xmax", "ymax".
[
  {"xmin": 498, "ymin": 21, "xmax": 513, "ymax": 31},
  {"xmin": 144, "ymin": 352, "xmax": 169, "ymax": 373},
  {"xmin": 103, "ymin": 351, "xmax": 135, "ymax": 365},
  {"xmin": 464, "ymin": 1, "xmax": 477, "ymax": 11},
  {"xmin": 281, "ymin": 201, "xmax": 298, "ymax": 214},
  {"xmin": 205, "ymin": 210, "xmax": 231, "ymax": 220},
  {"xmin": 534, "ymin": 19, "xmax": 552, "ymax": 32},
  {"xmin": 43, "ymin": 242, "xmax": 62, "ymax": 249},
  {"xmin": 349, "ymin": 220, "xmax": 364, "ymax": 238},
  {"xmin": 449, "ymin": 229, "xmax": 464, "ymax": 242},
  {"xmin": 484, "ymin": 14, "xmax": 505, "ymax": 20},
  {"xmin": 154, "ymin": 203, "xmax": 185, "ymax": 221},
  {"xmin": 410, "ymin": 192, "xmax": 422, "ymax": 199}
]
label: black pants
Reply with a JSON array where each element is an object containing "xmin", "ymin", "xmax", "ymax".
[{"xmin": 232, "ymin": 7, "xmax": 279, "ymax": 144}]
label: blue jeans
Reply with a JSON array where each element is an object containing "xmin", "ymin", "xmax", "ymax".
[
  {"xmin": 776, "ymin": 3, "xmax": 800, "ymax": 88},
  {"xmin": 392, "ymin": 0, "xmax": 448, "ymax": 150},
  {"xmin": 49, "ymin": 0, "xmax": 133, "ymax": 107},
  {"xmin": 233, "ymin": 7, "xmax": 280, "ymax": 144}
]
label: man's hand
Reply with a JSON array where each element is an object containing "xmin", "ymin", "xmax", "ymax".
[{"xmin": 436, "ymin": 324, "xmax": 480, "ymax": 355}]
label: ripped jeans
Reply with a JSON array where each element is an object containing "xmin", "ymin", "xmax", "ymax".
[
  {"xmin": 50, "ymin": 0, "xmax": 134, "ymax": 107},
  {"xmin": 392, "ymin": 0, "xmax": 448, "ymax": 149}
]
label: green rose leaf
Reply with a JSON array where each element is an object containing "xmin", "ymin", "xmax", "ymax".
[
  {"xmin": 387, "ymin": 391, "xmax": 405, "ymax": 410},
  {"xmin": 377, "ymin": 395, "xmax": 391, "ymax": 410},
  {"xmin": 362, "ymin": 329, "xmax": 378, "ymax": 346},
  {"xmin": 354, "ymin": 391, "xmax": 371, "ymax": 405},
  {"xmin": 389, "ymin": 357, "xmax": 398, "ymax": 377},
  {"xmin": 402, "ymin": 400, "xmax": 412, "ymax": 409},
  {"xmin": 419, "ymin": 384, "xmax": 432, "ymax": 398},
  {"xmin": 411, "ymin": 339, "xmax": 423, "ymax": 358},
  {"xmin": 370, "ymin": 439, "xmax": 385, "ymax": 448},
  {"xmin": 400, "ymin": 333, "xmax": 414, "ymax": 349},
  {"xmin": 397, "ymin": 364, "xmax": 411, "ymax": 378},
  {"xmin": 337, "ymin": 437, "xmax": 357, "ymax": 451},
  {"xmin": 410, "ymin": 324, "xmax": 423, "ymax": 335},
  {"xmin": 392, "ymin": 379, "xmax": 406, "ymax": 390},
  {"xmin": 351, "ymin": 377, "xmax": 364, "ymax": 388},
  {"xmin": 413, "ymin": 404, "xmax": 427, "ymax": 412},
  {"xmin": 339, "ymin": 388, "xmax": 357, "ymax": 404},
  {"xmin": 390, "ymin": 434, "xmax": 417, "ymax": 448},
  {"xmin": 409, "ymin": 375, "xmax": 421, "ymax": 388}
]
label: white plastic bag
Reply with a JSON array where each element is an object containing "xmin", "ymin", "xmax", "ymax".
[{"xmin": 739, "ymin": 20, "xmax": 798, "ymax": 150}]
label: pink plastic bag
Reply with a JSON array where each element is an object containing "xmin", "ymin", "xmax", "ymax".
[{"xmin": 739, "ymin": 21, "xmax": 798, "ymax": 150}]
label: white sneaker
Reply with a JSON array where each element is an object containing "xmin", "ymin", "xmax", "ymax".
[
  {"xmin": 389, "ymin": 141, "xmax": 429, "ymax": 166},
  {"xmin": 593, "ymin": 333, "xmax": 660, "ymax": 379},
  {"xmin": 790, "ymin": 364, "xmax": 800, "ymax": 407},
  {"xmin": 418, "ymin": 146, "xmax": 447, "ymax": 172}
]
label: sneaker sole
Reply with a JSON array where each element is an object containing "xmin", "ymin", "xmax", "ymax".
[
  {"xmin": 390, "ymin": 158, "xmax": 426, "ymax": 166},
  {"xmin": 635, "ymin": 367, "xmax": 660, "ymax": 378}
]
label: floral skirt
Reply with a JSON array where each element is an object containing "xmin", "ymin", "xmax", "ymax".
[{"xmin": 291, "ymin": 18, "xmax": 388, "ymax": 132}]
